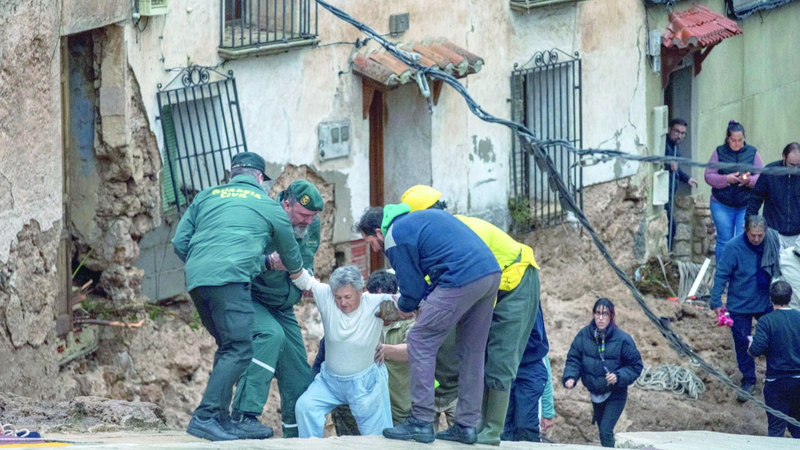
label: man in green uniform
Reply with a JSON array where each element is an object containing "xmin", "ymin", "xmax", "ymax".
[
  {"xmin": 172, "ymin": 152, "xmax": 305, "ymax": 441},
  {"xmin": 231, "ymin": 180, "xmax": 324, "ymax": 438}
]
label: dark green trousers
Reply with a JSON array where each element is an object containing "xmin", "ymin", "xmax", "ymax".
[
  {"xmin": 232, "ymin": 302, "xmax": 312, "ymax": 437},
  {"xmin": 190, "ymin": 283, "xmax": 254, "ymax": 419},
  {"xmin": 485, "ymin": 267, "xmax": 540, "ymax": 391}
]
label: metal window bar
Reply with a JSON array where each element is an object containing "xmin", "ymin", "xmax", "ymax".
[
  {"xmin": 510, "ymin": 49, "xmax": 583, "ymax": 230},
  {"xmin": 156, "ymin": 66, "xmax": 248, "ymax": 214},
  {"xmin": 220, "ymin": 0, "xmax": 317, "ymax": 49}
]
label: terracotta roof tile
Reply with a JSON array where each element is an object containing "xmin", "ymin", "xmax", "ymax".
[
  {"xmin": 353, "ymin": 39, "xmax": 484, "ymax": 87},
  {"xmin": 662, "ymin": 5, "xmax": 742, "ymax": 49}
]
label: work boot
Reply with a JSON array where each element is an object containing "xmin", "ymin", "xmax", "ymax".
[
  {"xmin": 186, "ymin": 415, "xmax": 238, "ymax": 441},
  {"xmin": 476, "ymin": 388, "xmax": 511, "ymax": 446},
  {"xmin": 232, "ymin": 414, "xmax": 274, "ymax": 439},
  {"xmin": 382, "ymin": 416, "xmax": 435, "ymax": 443},
  {"xmin": 598, "ymin": 431, "xmax": 615, "ymax": 448},
  {"xmin": 737, "ymin": 383, "xmax": 755, "ymax": 403},
  {"xmin": 436, "ymin": 423, "xmax": 478, "ymax": 444}
]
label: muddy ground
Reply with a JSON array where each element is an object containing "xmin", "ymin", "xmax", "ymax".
[{"xmin": 1, "ymin": 180, "xmax": 771, "ymax": 444}]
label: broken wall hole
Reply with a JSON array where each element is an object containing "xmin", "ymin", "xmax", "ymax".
[
  {"xmin": 71, "ymin": 251, "xmax": 104, "ymax": 297},
  {"xmin": 63, "ymin": 23, "xmax": 162, "ymax": 310}
]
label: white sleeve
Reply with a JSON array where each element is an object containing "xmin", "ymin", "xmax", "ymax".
[
  {"xmin": 361, "ymin": 293, "xmax": 390, "ymax": 315},
  {"xmin": 310, "ymin": 280, "xmax": 334, "ymax": 317}
]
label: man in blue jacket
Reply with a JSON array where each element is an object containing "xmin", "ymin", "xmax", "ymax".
[
  {"xmin": 711, "ymin": 215, "xmax": 775, "ymax": 401},
  {"xmin": 746, "ymin": 142, "xmax": 800, "ymax": 249},
  {"xmin": 749, "ymin": 280, "xmax": 800, "ymax": 438},
  {"xmin": 357, "ymin": 205, "xmax": 501, "ymax": 444}
]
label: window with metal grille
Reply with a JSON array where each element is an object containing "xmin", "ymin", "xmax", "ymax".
[
  {"xmin": 219, "ymin": 0, "xmax": 318, "ymax": 50},
  {"xmin": 156, "ymin": 66, "xmax": 247, "ymax": 214},
  {"xmin": 726, "ymin": 0, "xmax": 796, "ymax": 19},
  {"xmin": 510, "ymin": 49, "xmax": 583, "ymax": 230}
]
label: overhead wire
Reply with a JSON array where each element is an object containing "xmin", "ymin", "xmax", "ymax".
[{"xmin": 313, "ymin": 0, "xmax": 800, "ymax": 428}]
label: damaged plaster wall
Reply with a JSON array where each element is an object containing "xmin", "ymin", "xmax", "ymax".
[
  {"xmin": 68, "ymin": 25, "xmax": 162, "ymax": 305},
  {"xmin": 0, "ymin": 0, "xmax": 65, "ymax": 396}
]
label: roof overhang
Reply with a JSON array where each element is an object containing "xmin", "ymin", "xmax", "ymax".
[
  {"xmin": 353, "ymin": 39, "xmax": 484, "ymax": 118},
  {"xmin": 661, "ymin": 5, "xmax": 743, "ymax": 88}
]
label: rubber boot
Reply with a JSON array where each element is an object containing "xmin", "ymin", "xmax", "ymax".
[
  {"xmin": 599, "ymin": 431, "xmax": 615, "ymax": 448},
  {"xmin": 476, "ymin": 389, "xmax": 511, "ymax": 446}
]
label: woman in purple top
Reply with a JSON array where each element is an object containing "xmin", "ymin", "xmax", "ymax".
[{"xmin": 704, "ymin": 120, "xmax": 764, "ymax": 263}]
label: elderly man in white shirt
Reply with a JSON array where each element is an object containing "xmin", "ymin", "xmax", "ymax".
[{"xmin": 293, "ymin": 265, "xmax": 407, "ymax": 437}]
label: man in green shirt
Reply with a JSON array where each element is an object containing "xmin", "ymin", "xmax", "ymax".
[
  {"xmin": 231, "ymin": 180, "xmax": 324, "ymax": 438},
  {"xmin": 172, "ymin": 152, "xmax": 305, "ymax": 441}
]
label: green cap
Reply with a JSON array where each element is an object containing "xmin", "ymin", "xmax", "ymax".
[
  {"xmin": 231, "ymin": 152, "xmax": 269, "ymax": 180},
  {"xmin": 284, "ymin": 179, "xmax": 324, "ymax": 211}
]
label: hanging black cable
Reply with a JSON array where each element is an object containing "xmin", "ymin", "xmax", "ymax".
[{"xmin": 314, "ymin": 0, "xmax": 800, "ymax": 428}]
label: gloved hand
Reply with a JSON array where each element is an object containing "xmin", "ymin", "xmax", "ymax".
[
  {"xmin": 375, "ymin": 299, "xmax": 403, "ymax": 322},
  {"xmin": 291, "ymin": 269, "xmax": 313, "ymax": 291},
  {"xmin": 716, "ymin": 308, "xmax": 734, "ymax": 327}
]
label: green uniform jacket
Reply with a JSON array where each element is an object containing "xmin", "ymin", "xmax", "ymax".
[
  {"xmin": 172, "ymin": 175, "xmax": 303, "ymax": 291},
  {"xmin": 382, "ymin": 318, "xmax": 415, "ymax": 422},
  {"xmin": 251, "ymin": 216, "xmax": 320, "ymax": 309}
]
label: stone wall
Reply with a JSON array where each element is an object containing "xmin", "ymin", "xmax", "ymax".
[
  {"xmin": 670, "ymin": 194, "xmax": 715, "ymax": 263},
  {"xmin": 0, "ymin": 1, "xmax": 65, "ymax": 397}
]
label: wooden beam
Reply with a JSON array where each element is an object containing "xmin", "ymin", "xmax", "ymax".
[
  {"xmin": 432, "ymin": 79, "xmax": 444, "ymax": 106},
  {"xmin": 362, "ymin": 81, "xmax": 376, "ymax": 120},
  {"xmin": 368, "ymin": 90, "xmax": 386, "ymax": 270}
]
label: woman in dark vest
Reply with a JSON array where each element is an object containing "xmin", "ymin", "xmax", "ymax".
[
  {"xmin": 562, "ymin": 298, "xmax": 643, "ymax": 448},
  {"xmin": 704, "ymin": 120, "xmax": 764, "ymax": 263}
]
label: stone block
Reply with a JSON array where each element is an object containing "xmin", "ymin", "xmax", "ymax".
[
  {"xmin": 695, "ymin": 207, "xmax": 711, "ymax": 218},
  {"xmin": 693, "ymin": 242, "xmax": 703, "ymax": 255},
  {"xmin": 673, "ymin": 241, "xmax": 692, "ymax": 257},
  {"xmin": 675, "ymin": 223, "xmax": 692, "ymax": 241},
  {"xmin": 675, "ymin": 208, "xmax": 693, "ymax": 223},
  {"xmin": 675, "ymin": 195, "xmax": 693, "ymax": 209},
  {"xmin": 101, "ymin": 115, "xmax": 127, "ymax": 148},
  {"xmin": 99, "ymin": 86, "xmax": 125, "ymax": 117}
]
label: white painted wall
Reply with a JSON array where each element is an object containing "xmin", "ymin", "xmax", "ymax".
[{"xmin": 123, "ymin": 0, "xmax": 647, "ymax": 242}]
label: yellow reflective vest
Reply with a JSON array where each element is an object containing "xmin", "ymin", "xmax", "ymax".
[{"xmin": 454, "ymin": 215, "xmax": 539, "ymax": 292}]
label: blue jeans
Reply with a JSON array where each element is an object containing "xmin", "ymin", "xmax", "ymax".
[
  {"xmin": 710, "ymin": 200, "xmax": 746, "ymax": 263},
  {"xmin": 296, "ymin": 362, "xmax": 392, "ymax": 437},
  {"xmin": 502, "ymin": 358, "xmax": 548, "ymax": 442},
  {"xmin": 592, "ymin": 392, "xmax": 627, "ymax": 448},
  {"xmin": 729, "ymin": 310, "xmax": 771, "ymax": 386},
  {"xmin": 763, "ymin": 377, "xmax": 800, "ymax": 438}
]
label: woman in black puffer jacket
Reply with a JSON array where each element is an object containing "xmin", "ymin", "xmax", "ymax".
[{"xmin": 562, "ymin": 298, "xmax": 643, "ymax": 448}]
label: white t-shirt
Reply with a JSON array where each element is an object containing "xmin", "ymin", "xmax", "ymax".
[{"xmin": 307, "ymin": 279, "xmax": 387, "ymax": 376}]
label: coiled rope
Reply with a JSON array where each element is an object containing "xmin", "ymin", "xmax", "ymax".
[{"xmin": 636, "ymin": 365, "xmax": 706, "ymax": 399}]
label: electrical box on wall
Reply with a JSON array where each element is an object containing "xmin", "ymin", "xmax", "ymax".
[
  {"xmin": 390, "ymin": 13, "xmax": 409, "ymax": 35},
  {"xmin": 318, "ymin": 120, "xmax": 351, "ymax": 161},
  {"xmin": 138, "ymin": 0, "xmax": 169, "ymax": 16}
]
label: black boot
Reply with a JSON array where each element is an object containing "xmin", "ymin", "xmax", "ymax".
[
  {"xmin": 383, "ymin": 416, "xmax": 435, "ymax": 443},
  {"xmin": 599, "ymin": 431, "xmax": 615, "ymax": 448},
  {"xmin": 436, "ymin": 423, "xmax": 478, "ymax": 444},
  {"xmin": 232, "ymin": 414, "xmax": 274, "ymax": 439},
  {"xmin": 186, "ymin": 416, "xmax": 238, "ymax": 441}
]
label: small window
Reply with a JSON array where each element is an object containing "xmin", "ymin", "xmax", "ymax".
[
  {"xmin": 726, "ymin": 0, "xmax": 796, "ymax": 20},
  {"xmin": 510, "ymin": 0, "xmax": 588, "ymax": 13},
  {"xmin": 219, "ymin": 0, "xmax": 318, "ymax": 57}
]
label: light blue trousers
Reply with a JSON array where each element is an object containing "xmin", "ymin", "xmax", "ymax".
[{"xmin": 296, "ymin": 362, "xmax": 392, "ymax": 437}]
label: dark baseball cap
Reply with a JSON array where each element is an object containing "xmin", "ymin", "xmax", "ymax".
[{"xmin": 231, "ymin": 152, "xmax": 270, "ymax": 180}]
